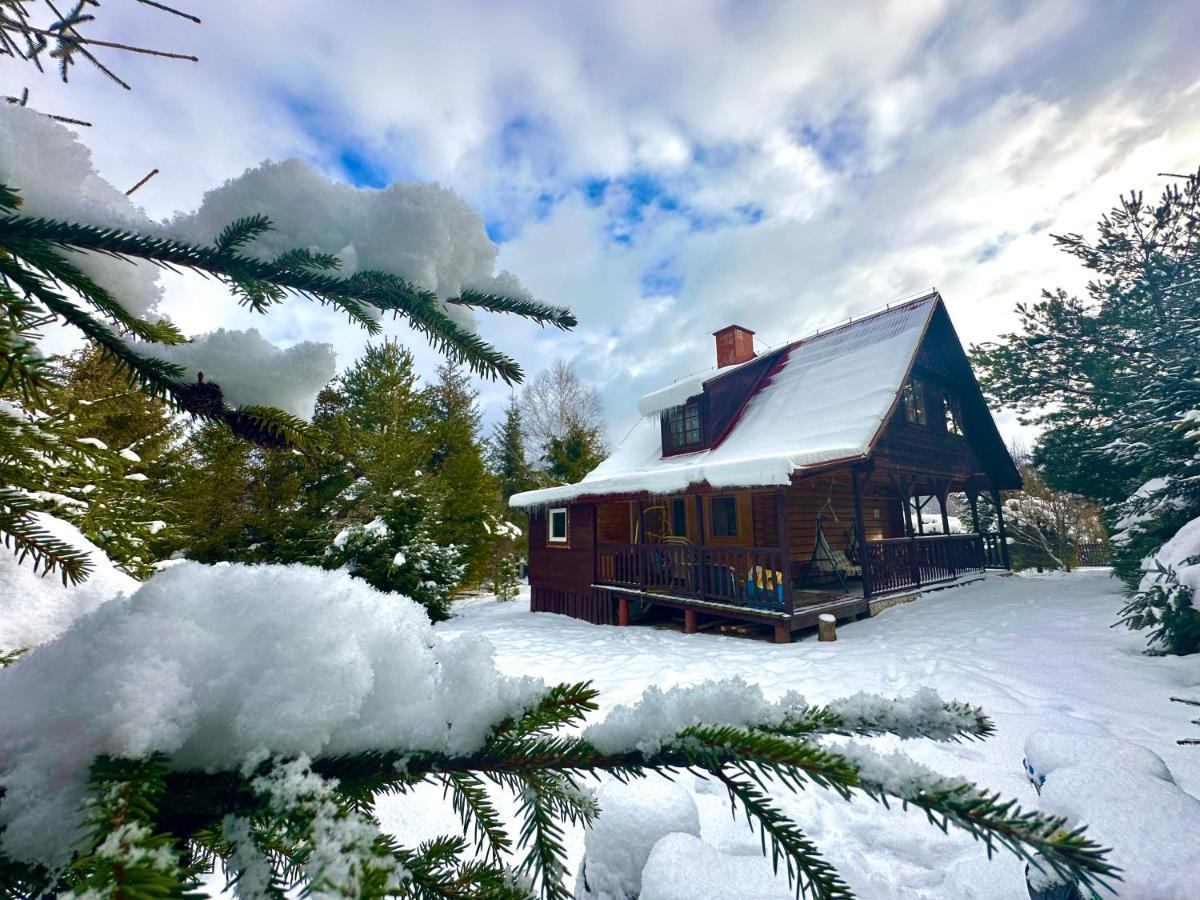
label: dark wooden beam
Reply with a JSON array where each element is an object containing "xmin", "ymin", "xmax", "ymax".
[
  {"xmin": 989, "ymin": 486, "xmax": 1011, "ymax": 569},
  {"xmin": 775, "ymin": 487, "xmax": 794, "ymax": 613},
  {"xmin": 851, "ymin": 466, "xmax": 873, "ymax": 599}
]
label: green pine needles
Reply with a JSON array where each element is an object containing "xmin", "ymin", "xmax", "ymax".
[
  {"xmin": 0, "ymin": 181, "xmax": 575, "ymax": 584},
  {"xmin": 0, "ymin": 683, "xmax": 1118, "ymax": 899}
]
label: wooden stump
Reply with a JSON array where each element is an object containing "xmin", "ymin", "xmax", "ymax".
[
  {"xmin": 618, "ymin": 596, "xmax": 631, "ymax": 626},
  {"xmin": 684, "ymin": 609, "xmax": 699, "ymax": 634},
  {"xmin": 818, "ymin": 613, "xmax": 837, "ymax": 642}
]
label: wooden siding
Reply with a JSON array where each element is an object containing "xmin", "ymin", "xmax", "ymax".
[
  {"xmin": 530, "ymin": 585, "xmax": 614, "ymax": 625},
  {"xmin": 597, "ymin": 501, "xmax": 631, "ymax": 543}
]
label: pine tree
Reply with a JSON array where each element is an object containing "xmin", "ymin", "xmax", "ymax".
[
  {"xmin": 973, "ymin": 168, "xmax": 1200, "ymax": 654},
  {"xmin": 490, "ymin": 394, "xmax": 535, "ymax": 501},
  {"xmin": 0, "ymin": 184, "xmax": 575, "ymax": 582},
  {"xmin": 308, "ymin": 342, "xmax": 465, "ymax": 619},
  {"xmin": 425, "ymin": 361, "xmax": 496, "ymax": 585},
  {"xmin": 544, "ymin": 419, "xmax": 606, "ymax": 484}
]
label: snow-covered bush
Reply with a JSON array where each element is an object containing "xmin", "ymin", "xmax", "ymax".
[
  {"xmin": 324, "ymin": 488, "xmax": 464, "ymax": 621},
  {"xmin": 1118, "ymin": 512, "xmax": 1200, "ymax": 655},
  {"xmin": 576, "ymin": 777, "xmax": 699, "ymax": 899},
  {"xmin": 0, "ymin": 563, "xmax": 1119, "ymax": 897},
  {"xmin": 640, "ymin": 833, "xmax": 791, "ymax": 900},
  {"xmin": 1023, "ymin": 731, "xmax": 1200, "ymax": 899},
  {"xmin": 487, "ymin": 514, "xmax": 524, "ymax": 602}
]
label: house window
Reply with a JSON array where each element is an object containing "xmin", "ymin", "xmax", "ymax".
[
  {"xmin": 710, "ymin": 495, "xmax": 738, "ymax": 537},
  {"xmin": 548, "ymin": 507, "xmax": 568, "ymax": 544},
  {"xmin": 670, "ymin": 498, "xmax": 687, "ymax": 538},
  {"xmin": 664, "ymin": 401, "xmax": 703, "ymax": 453},
  {"xmin": 943, "ymin": 391, "xmax": 964, "ymax": 436},
  {"xmin": 901, "ymin": 380, "xmax": 927, "ymax": 426}
]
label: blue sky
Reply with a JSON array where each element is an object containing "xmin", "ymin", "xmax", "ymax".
[{"xmin": 23, "ymin": 0, "xmax": 1200, "ymax": 442}]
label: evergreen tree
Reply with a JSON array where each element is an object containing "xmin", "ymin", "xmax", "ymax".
[
  {"xmin": 0, "ymin": 185, "xmax": 575, "ymax": 581},
  {"xmin": 312, "ymin": 342, "xmax": 465, "ymax": 619},
  {"xmin": 1, "ymin": 344, "xmax": 183, "ymax": 579},
  {"xmin": 490, "ymin": 394, "xmax": 535, "ymax": 501},
  {"xmin": 973, "ymin": 168, "xmax": 1200, "ymax": 654},
  {"xmin": 425, "ymin": 361, "xmax": 496, "ymax": 585},
  {"xmin": 544, "ymin": 419, "xmax": 606, "ymax": 484}
]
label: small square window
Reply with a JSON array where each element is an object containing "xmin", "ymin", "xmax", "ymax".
[
  {"xmin": 711, "ymin": 495, "xmax": 738, "ymax": 537},
  {"xmin": 548, "ymin": 508, "xmax": 568, "ymax": 543}
]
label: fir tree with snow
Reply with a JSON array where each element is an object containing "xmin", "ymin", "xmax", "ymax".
[{"xmin": 974, "ymin": 168, "xmax": 1200, "ymax": 654}]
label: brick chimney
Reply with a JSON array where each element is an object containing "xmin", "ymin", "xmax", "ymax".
[{"xmin": 713, "ymin": 324, "xmax": 756, "ymax": 368}]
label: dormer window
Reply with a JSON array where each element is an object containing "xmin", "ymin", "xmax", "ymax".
[{"xmin": 663, "ymin": 400, "xmax": 703, "ymax": 454}]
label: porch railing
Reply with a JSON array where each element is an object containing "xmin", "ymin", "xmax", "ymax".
[
  {"xmin": 596, "ymin": 542, "xmax": 792, "ymax": 612},
  {"xmin": 864, "ymin": 533, "xmax": 992, "ymax": 594}
]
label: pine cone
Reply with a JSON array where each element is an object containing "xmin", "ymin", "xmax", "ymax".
[{"xmin": 177, "ymin": 373, "xmax": 223, "ymax": 416}]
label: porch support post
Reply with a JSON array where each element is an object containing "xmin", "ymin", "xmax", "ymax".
[
  {"xmin": 694, "ymin": 493, "xmax": 706, "ymax": 601},
  {"xmin": 617, "ymin": 596, "xmax": 631, "ymax": 626},
  {"xmin": 774, "ymin": 623, "xmax": 791, "ymax": 644},
  {"xmin": 775, "ymin": 487, "xmax": 794, "ymax": 613},
  {"xmin": 937, "ymin": 480, "xmax": 951, "ymax": 535},
  {"xmin": 966, "ymin": 485, "xmax": 981, "ymax": 534},
  {"xmin": 636, "ymin": 499, "xmax": 647, "ymax": 588},
  {"xmin": 684, "ymin": 608, "xmax": 699, "ymax": 634},
  {"xmin": 989, "ymin": 486, "xmax": 1011, "ymax": 569},
  {"xmin": 851, "ymin": 466, "xmax": 872, "ymax": 599}
]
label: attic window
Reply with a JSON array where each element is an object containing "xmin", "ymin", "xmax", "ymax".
[
  {"xmin": 663, "ymin": 401, "xmax": 703, "ymax": 453},
  {"xmin": 901, "ymin": 380, "xmax": 927, "ymax": 426},
  {"xmin": 943, "ymin": 391, "xmax": 964, "ymax": 436}
]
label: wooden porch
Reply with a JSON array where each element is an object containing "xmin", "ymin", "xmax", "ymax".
[{"xmin": 588, "ymin": 464, "xmax": 1010, "ymax": 642}]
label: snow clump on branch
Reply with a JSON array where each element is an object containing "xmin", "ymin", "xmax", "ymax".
[{"xmin": 0, "ymin": 562, "xmax": 543, "ymax": 867}]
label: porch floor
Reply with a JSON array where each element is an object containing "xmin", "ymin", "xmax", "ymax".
[
  {"xmin": 594, "ymin": 572, "xmax": 988, "ymax": 642},
  {"xmin": 593, "ymin": 582, "xmax": 870, "ymax": 639}
]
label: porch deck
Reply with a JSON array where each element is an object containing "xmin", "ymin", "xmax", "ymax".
[{"xmin": 594, "ymin": 532, "xmax": 1000, "ymax": 641}]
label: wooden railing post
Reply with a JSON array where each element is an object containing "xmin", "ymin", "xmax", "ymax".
[
  {"xmin": 851, "ymin": 467, "xmax": 872, "ymax": 599},
  {"xmin": 775, "ymin": 487, "xmax": 794, "ymax": 612},
  {"xmin": 694, "ymin": 493, "xmax": 707, "ymax": 601},
  {"xmin": 989, "ymin": 487, "xmax": 1011, "ymax": 569},
  {"xmin": 636, "ymin": 500, "xmax": 647, "ymax": 588}
]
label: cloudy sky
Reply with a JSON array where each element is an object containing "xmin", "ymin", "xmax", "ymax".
[{"xmin": 22, "ymin": 0, "xmax": 1200, "ymax": 445}]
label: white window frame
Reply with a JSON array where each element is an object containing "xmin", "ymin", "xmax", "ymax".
[{"xmin": 548, "ymin": 507, "xmax": 569, "ymax": 544}]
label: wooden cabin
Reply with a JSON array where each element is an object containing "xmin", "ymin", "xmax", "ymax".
[{"xmin": 510, "ymin": 292, "xmax": 1020, "ymax": 642}]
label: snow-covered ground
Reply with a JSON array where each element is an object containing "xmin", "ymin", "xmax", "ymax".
[{"xmin": 379, "ymin": 570, "xmax": 1200, "ymax": 899}]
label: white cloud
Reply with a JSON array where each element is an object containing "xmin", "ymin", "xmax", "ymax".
[{"xmin": 10, "ymin": 0, "xmax": 1200, "ymax": 446}]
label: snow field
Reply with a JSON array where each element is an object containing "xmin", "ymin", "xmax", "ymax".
[{"xmin": 382, "ymin": 570, "xmax": 1200, "ymax": 899}]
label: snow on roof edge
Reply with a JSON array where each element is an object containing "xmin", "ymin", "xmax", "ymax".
[{"xmin": 512, "ymin": 294, "xmax": 939, "ymax": 510}]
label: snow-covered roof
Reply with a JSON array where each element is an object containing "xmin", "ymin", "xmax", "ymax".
[{"xmin": 512, "ymin": 294, "xmax": 939, "ymax": 507}]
